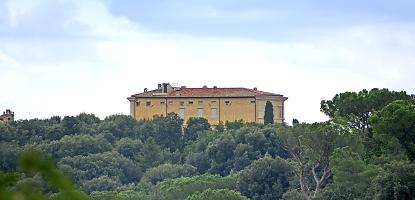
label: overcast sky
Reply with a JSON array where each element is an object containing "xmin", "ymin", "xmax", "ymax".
[{"xmin": 1, "ymin": 0, "xmax": 414, "ymax": 123}]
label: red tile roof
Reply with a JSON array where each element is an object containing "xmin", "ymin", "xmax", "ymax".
[{"xmin": 132, "ymin": 87, "xmax": 285, "ymax": 98}]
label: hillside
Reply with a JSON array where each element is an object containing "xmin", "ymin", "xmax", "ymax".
[{"xmin": 1, "ymin": 88, "xmax": 414, "ymax": 200}]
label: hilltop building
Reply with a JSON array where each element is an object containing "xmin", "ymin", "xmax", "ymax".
[
  {"xmin": 0, "ymin": 109, "xmax": 14, "ymax": 122},
  {"xmin": 127, "ymin": 83, "xmax": 287, "ymax": 125}
]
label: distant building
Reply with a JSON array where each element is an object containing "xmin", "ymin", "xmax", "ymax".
[
  {"xmin": 127, "ymin": 83, "xmax": 287, "ymax": 125},
  {"xmin": 0, "ymin": 109, "xmax": 14, "ymax": 122}
]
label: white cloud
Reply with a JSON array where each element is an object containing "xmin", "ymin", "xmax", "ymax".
[
  {"xmin": 0, "ymin": 0, "xmax": 414, "ymax": 123},
  {"xmin": 4, "ymin": 0, "xmax": 42, "ymax": 27}
]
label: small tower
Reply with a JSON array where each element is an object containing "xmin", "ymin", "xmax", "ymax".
[{"xmin": 0, "ymin": 109, "xmax": 14, "ymax": 122}]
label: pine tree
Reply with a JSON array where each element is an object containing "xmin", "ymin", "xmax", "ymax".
[{"xmin": 264, "ymin": 101, "xmax": 274, "ymax": 124}]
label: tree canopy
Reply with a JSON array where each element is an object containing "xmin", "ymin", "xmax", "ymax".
[
  {"xmin": 320, "ymin": 88, "xmax": 411, "ymax": 133},
  {"xmin": 1, "ymin": 88, "xmax": 414, "ymax": 199},
  {"xmin": 370, "ymin": 100, "xmax": 415, "ymax": 160}
]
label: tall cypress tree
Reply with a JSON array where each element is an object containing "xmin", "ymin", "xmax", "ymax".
[{"xmin": 264, "ymin": 101, "xmax": 274, "ymax": 124}]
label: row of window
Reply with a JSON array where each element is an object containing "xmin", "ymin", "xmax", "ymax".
[
  {"xmin": 136, "ymin": 100, "xmax": 255, "ymax": 107},
  {"xmin": 178, "ymin": 108, "xmax": 217, "ymax": 119}
]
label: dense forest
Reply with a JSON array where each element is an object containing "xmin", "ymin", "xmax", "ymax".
[{"xmin": 1, "ymin": 88, "xmax": 414, "ymax": 200}]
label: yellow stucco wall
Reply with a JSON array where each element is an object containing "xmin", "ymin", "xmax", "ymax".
[
  {"xmin": 256, "ymin": 98, "xmax": 285, "ymax": 123},
  {"xmin": 166, "ymin": 98, "xmax": 220, "ymax": 125},
  {"xmin": 219, "ymin": 98, "xmax": 256, "ymax": 123},
  {"xmin": 133, "ymin": 97, "xmax": 285, "ymax": 125},
  {"xmin": 134, "ymin": 98, "xmax": 167, "ymax": 119}
]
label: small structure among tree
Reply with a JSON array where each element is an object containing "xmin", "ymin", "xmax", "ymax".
[
  {"xmin": 0, "ymin": 109, "xmax": 14, "ymax": 122},
  {"xmin": 264, "ymin": 101, "xmax": 274, "ymax": 124}
]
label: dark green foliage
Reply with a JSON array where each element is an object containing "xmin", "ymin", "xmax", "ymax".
[
  {"xmin": 292, "ymin": 118, "xmax": 299, "ymax": 125},
  {"xmin": 137, "ymin": 137, "xmax": 170, "ymax": 170},
  {"xmin": 261, "ymin": 126, "xmax": 289, "ymax": 158},
  {"xmin": 12, "ymin": 119, "xmax": 55, "ymax": 144},
  {"xmin": 152, "ymin": 113, "xmax": 183, "ymax": 151},
  {"xmin": 184, "ymin": 134, "xmax": 212, "ymax": 173},
  {"xmin": 184, "ymin": 117, "xmax": 211, "ymax": 144},
  {"xmin": 282, "ymin": 190, "xmax": 307, "ymax": 200},
  {"xmin": 185, "ymin": 152, "xmax": 211, "ymax": 174},
  {"xmin": 89, "ymin": 191, "xmax": 117, "ymax": 200},
  {"xmin": 186, "ymin": 188, "xmax": 248, "ymax": 200},
  {"xmin": 214, "ymin": 121, "xmax": 225, "ymax": 133},
  {"xmin": 367, "ymin": 161, "xmax": 415, "ymax": 199},
  {"xmin": 19, "ymin": 151, "xmax": 81, "ymax": 195},
  {"xmin": 59, "ymin": 151, "xmax": 142, "ymax": 184},
  {"xmin": 81, "ymin": 176, "xmax": 121, "ymax": 194},
  {"xmin": 370, "ymin": 100, "xmax": 415, "ymax": 160},
  {"xmin": 316, "ymin": 147, "xmax": 379, "ymax": 200},
  {"xmin": 233, "ymin": 143, "xmax": 260, "ymax": 171},
  {"xmin": 62, "ymin": 116, "xmax": 81, "ymax": 135},
  {"xmin": 321, "ymin": 88, "xmax": 412, "ymax": 133},
  {"xmin": 89, "ymin": 190, "xmax": 146, "ymax": 200},
  {"xmin": 238, "ymin": 156, "xmax": 291, "ymax": 200},
  {"xmin": 134, "ymin": 120, "xmax": 157, "ymax": 142},
  {"xmin": 76, "ymin": 113, "xmax": 100, "ymax": 125},
  {"xmin": 207, "ymin": 134, "xmax": 237, "ymax": 175},
  {"xmin": 146, "ymin": 174, "xmax": 238, "ymax": 200},
  {"xmin": 184, "ymin": 124, "xmax": 288, "ymax": 176},
  {"xmin": 0, "ymin": 122, "xmax": 17, "ymax": 142},
  {"xmin": 140, "ymin": 163, "xmax": 198, "ymax": 184},
  {"xmin": 1, "ymin": 89, "xmax": 414, "ymax": 199},
  {"xmin": 264, "ymin": 101, "xmax": 274, "ymax": 124},
  {"xmin": 277, "ymin": 122, "xmax": 363, "ymax": 199},
  {"xmin": 114, "ymin": 138, "xmax": 143, "ymax": 160},
  {"xmin": 116, "ymin": 190, "xmax": 147, "ymax": 200},
  {"xmin": 99, "ymin": 114, "xmax": 137, "ymax": 139},
  {"xmin": 40, "ymin": 134, "xmax": 112, "ymax": 158},
  {"xmin": 225, "ymin": 120, "xmax": 244, "ymax": 130},
  {"xmin": 0, "ymin": 150, "xmax": 89, "ymax": 200},
  {"xmin": 0, "ymin": 142, "xmax": 21, "ymax": 171}
]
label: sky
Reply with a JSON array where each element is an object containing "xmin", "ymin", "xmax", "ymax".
[{"xmin": 1, "ymin": 0, "xmax": 414, "ymax": 123}]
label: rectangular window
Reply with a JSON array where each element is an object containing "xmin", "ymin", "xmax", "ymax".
[
  {"xmin": 168, "ymin": 100, "xmax": 173, "ymax": 105},
  {"xmin": 180, "ymin": 101, "xmax": 185, "ymax": 106},
  {"xmin": 211, "ymin": 100, "xmax": 217, "ymax": 106},
  {"xmin": 146, "ymin": 102, "xmax": 151, "ymax": 106},
  {"xmin": 211, "ymin": 108, "xmax": 217, "ymax": 118},
  {"xmin": 189, "ymin": 101, "xmax": 194, "ymax": 105},
  {"xmin": 179, "ymin": 108, "xmax": 185, "ymax": 119},
  {"xmin": 197, "ymin": 108, "xmax": 204, "ymax": 117},
  {"xmin": 251, "ymin": 100, "xmax": 255, "ymax": 103},
  {"xmin": 198, "ymin": 101, "xmax": 203, "ymax": 105},
  {"xmin": 160, "ymin": 101, "xmax": 165, "ymax": 105},
  {"xmin": 136, "ymin": 101, "xmax": 140, "ymax": 106},
  {"xmin": 225, "ymin": 100, "xmax": 231, "ymax": 106}
]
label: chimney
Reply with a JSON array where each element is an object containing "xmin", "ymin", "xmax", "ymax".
[
  {"xmin": 213, "ymin": 86, "xmax": 217, "ymax": 89},
  {"xmin": 158, "ymin": 84, "xmax": 162, "ymax": 89},
  {"xmin": 162, "ymin": 83, "xmax": 167, "ymax": 93},
  {"xmin": 203, "ymin": 85, "xmax": 208, "ymax": 88},
  {"xmin": 181, "ymin": 86, "xmax": 186, "ymax": 89},
  {"xmin": 253, "ymin": 87, "xmax": 257, "ymax": 91},
  {"xmin": 144, "ymin": 88, "xmax": 148, "ymax": 92}
]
